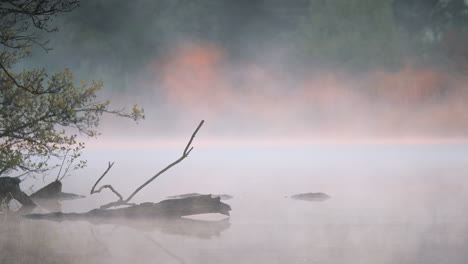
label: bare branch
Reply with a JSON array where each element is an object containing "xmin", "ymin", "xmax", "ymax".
[
  {"xmin": 55, "ymin": 150, "xmax": 68, "ymax": 181},
  {"xmin": 90, "ymin": 162, "xmax": 115, "ymax": 195},
  {"xmin": 124, "ymin": 120, "xmax": 204, "ymax": 204},
  {"xmin": 91, "ymin": 120, "xmax": 204, "ymax": 210},
  {"xmin": 95, "ymin": 185, "xmax": 123, "ymax": 201},
  {"xmin": 90, "ymin": 162, "xmax": 129, "ymax": 208},
  {"xmin": 183, "ymin": 120, "xmax": 204, "ymax": 156}
]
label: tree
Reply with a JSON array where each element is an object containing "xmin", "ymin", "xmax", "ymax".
[
  {"xmin": 293, "ymin": 0, "xmax": 411, "ymax": 69},
  {"xmin": 392, "ymin": 0, "xmax": 468, "ymax": 68},
  {"xmin": 0, "ymin": 0, "xmax": 144, "ymax": 177}
]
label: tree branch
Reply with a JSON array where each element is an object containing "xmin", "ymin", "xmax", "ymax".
[
  {"xmin": 96, "ymin": 120, "xmax": 205, "ymax": 209},
  {"xmin": 90, "ymin": 162, "xmax": 115, "ymax": 195},
  {"xmin": 124, "ymin": 120, "xmax": 204, "ymax": 203}
]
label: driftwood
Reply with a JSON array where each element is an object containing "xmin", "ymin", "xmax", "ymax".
[
  {"xmin": 24, "ymin": 195, "xmax": 230, "ymax": 221},
  {"xmin": 167, "ymin": 193, "xmax": 234, "ymax": 200},
  {"xmin": 24, "ymin": 196, "xmax": 231, "ymax": 239}
]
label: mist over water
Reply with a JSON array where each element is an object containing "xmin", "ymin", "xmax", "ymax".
[
  {"xmin": 3, "ymin": 0, "xmax": 468, "ymax": 263},
  {"xmin": 4, "ymin": 143, "xmax": 468, "ymax": 263}
]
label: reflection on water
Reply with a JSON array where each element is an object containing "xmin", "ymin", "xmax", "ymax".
[{"xmin": 2, "ymin": 144, "xmax": 468, "ymax": 263}]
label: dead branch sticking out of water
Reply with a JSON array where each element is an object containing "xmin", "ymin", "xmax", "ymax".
[
  {"xmin": 21, "ymin": 120, "xmax": 223, "ymax": 226},
  {"xmin": 89, "ymin": 162, "xmax": 130, "ymax": 208},
  {"xmin": 92, "ymin": 120, "xmax": 205, "ymax": 209}
]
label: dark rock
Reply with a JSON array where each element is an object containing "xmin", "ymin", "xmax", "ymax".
[
  {"xmin": 289, "ymin": 192, "xmax": 330, "ymax": 202},
  {"xmin": 28, "ymin": 180, "xmax": 85, "ymax": 212},
  {"xmin": 30, "ymin": 180, "xmax": 62, "ymax": 199}
]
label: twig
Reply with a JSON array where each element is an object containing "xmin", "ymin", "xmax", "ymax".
[
  {"xmin": 95, "ymin": 185, "xmax": 123, "ymax": 201},
  {"xmin": 90, "ymin": 162, "xmax": 127, "ymax": 206},
  {"xmin": 90, "ymin": 162, "xmax": 115, "ymax": 195},
  {"xmin": 58, "ymin": 155, "xmax": 75, "ymax": 182},
  {"xmin": 55, "ymin": 150, "xmax": 69, "ymax": 181}
]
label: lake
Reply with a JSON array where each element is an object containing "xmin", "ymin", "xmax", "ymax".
[{"xmin": 2, "ymin": 143, "xmax": 468, "ymax": 263}]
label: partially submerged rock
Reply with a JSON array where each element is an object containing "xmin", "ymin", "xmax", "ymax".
[
  {"xmin": 289, "ymin": 192, "xmax": 330, "ymax": 202},
  {"xmin": 54, "ymin": 192, "xmax": 86, "ymax": 201},
  {"xmin": 28, "ymin": 180, "xmax": 85, "ymax": 212},
  {"xmin": 167, "ymin": 193, "xmax": 233, "ymax": 200},
  {"xmin": 30, "ymin": 180, "xmax": 85, "ymax": 201},
  {"xmin": 30, "ymin": 180, "xmax": 62, "ymax": 199}
]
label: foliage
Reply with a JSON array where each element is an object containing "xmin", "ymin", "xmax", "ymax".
[
  {"xmin": 14, "ymin": 1, "xmax": 468, "ymax": 86},
  {"xmin": 0, "ymin": 0, "xmax": 144, "ymax": 177},
  {"xmin": 291, "ymin": 0, "xmax": 411, "ymax": 69}
]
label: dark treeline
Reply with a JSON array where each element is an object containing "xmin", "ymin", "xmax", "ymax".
[{"xmin": 28, "ymin": 0, "xmax": 468, "ymax": 86}]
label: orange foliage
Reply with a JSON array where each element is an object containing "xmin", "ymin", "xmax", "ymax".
[{"xmin": 147, "ymin": 42, "xmax": 468, "ymax": 140}]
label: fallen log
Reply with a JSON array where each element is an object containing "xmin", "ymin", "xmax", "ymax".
[
  {"xmin": 24, "ymin": 195, "xmax": 231, "ymax": 221},
  {"xmin": 167, "ymin": 193, "xmax": 233, "ymax": 200}
]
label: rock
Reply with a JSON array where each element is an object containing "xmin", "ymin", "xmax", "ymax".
[
  {"xmin": 30, "ymin": 180, "xmax": 62, "ymax": 199},
  {"xmin": 28, "ymin": 180, "xmax": 85, "ymax": 212},
  {"xmin": 54, "ymin": 192, "xmax": 86, "ymax": 201},
  {"xmin": 289, "ymin": 192, "xmax": 330, "ymax": 202}
]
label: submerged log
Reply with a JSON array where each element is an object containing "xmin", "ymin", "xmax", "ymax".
[
  {"xmin": 24, "ymin": 195, "xmax": 231, "ymax": 221},
  {"xmin": 167, "ymin": 193, "xmax": 233, "ymax": 200},
  {"xmin": 289, "ymin": 192, "xmax": 330, "ymax": 202}
]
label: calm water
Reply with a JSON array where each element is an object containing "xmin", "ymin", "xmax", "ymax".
[{"xmin": 2, "ymin": 144, "xmax": 468, "ymax": 263}]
